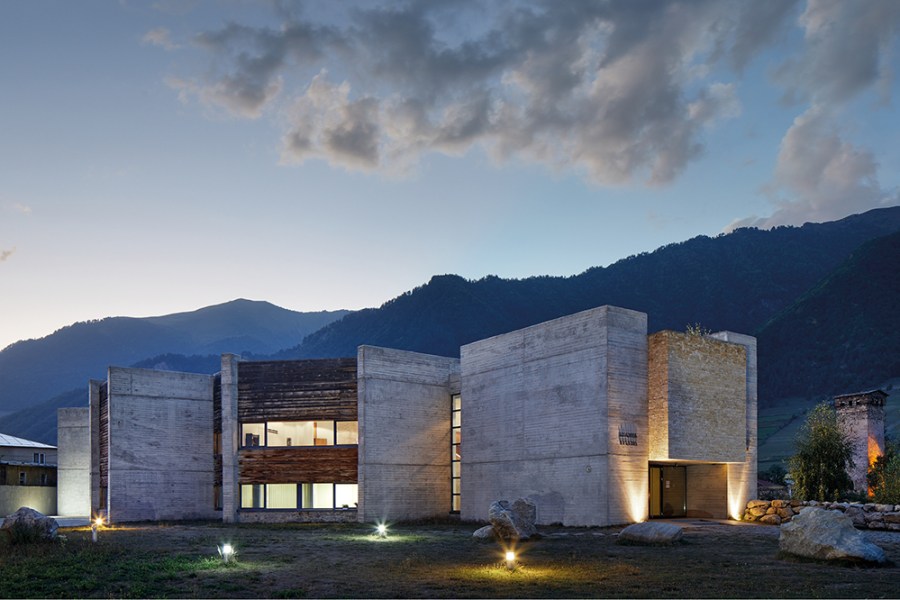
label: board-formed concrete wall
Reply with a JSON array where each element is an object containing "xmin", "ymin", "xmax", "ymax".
[
  {"xmin": 57, "ymin": 407, "xmax": 90, "ymax": 516},
  {"xmin": 685, "ymin": 464, "xmax": 727, "ymax": 519},
  {"xmin": 106, "ymin": 367, "xmax": 217, "ymax": 523},
  {"xmin": 648, "ymin": 331, "xmax": 747, "ymax": 463},
  {"xmin": 357, "ymin": 346, "xmax": 460, "ymax": 523},
  {"xmin": 709, "ymin": 331, "xmax": 758, "ymax": 520},
  {"xmin": 461, "ymin": 305, "xmax": 648, "ymax": 526}
]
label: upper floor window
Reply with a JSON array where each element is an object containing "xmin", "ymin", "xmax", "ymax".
[
  {"xmin": 241, "ymin": 420, "xmax": 358, "ymax": 448},
  {"xmin": 33, "ymin": 452, "xmax": 45, "ymax": 464}
]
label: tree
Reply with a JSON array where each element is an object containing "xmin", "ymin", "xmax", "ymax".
[
  {"xmin": 788, "ymin": 403, "xmax": 854, "ymax": 501},
  {"xmin": 868, "ymin": 441, "xmax": 900, "ymax": 504},
  {"xmin": 764, "ymin": 464, "xmax": 787, "ymax": 486}
]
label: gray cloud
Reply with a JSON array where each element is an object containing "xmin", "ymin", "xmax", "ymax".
[
  {"xmin": 170, "ymin": 1, "xmax": 796, "ymax": 183},
  {"xmin": 777, "ymin": 0, "xmax": 900, "ymax": 105},
  {"xmin": 0, "ymin": 248, "xmax": 15, "ymax": 262},
  {"xmin": 727, "ymin": 106, "xmax": 896, "ymax": 230},
  {"xmin": 142, "ymin": 27, "xmax": 179, "ymax": 50}
]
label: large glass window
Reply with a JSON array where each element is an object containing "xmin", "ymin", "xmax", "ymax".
[
  {"xmin": 241, "ymin": 484, "xmax": 264, "ymax": 508},
  {"xmin": 242, "ymin": 423, "xmax": 265, "ymax": 447},
  {"xmin": 240, "ymin": 483, "xmax": 358, "ymax": 510},
  {"xmin": 336, "ymin": 421, "xmax": 358, "ymax": 445},
  {"xmin": 335, "ymin": 484, "xmax": 359, "ymax": 508},
  {"xmin": 311, "ymin": 483, "xmax": 333, "ymax": 509},
  {"xmin": 267, "ymin": 483, "xmax": 298, "ymax": 509},
  {"xmin": 451, "ymin": 393, "xmax": 461, "ymax": 512},
  {"xmin": 240, "ymin": 420, "xmax": 358, "ymax": 448}
]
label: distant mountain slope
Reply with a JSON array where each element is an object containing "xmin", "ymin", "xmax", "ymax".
[
  {"xmin": 0, "ymin": 300, "xmax": 349, "ymax": 413},
  {"xmin": 281, "ymin": 207, "xmax": 900, "ymax": 360},
  {"xmin": 757, "ymin": 231, "xmax": 900, "ymax": 404}
]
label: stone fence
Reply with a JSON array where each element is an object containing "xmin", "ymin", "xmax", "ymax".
[{"xmin": 743, "ymin": 499, "xmax": 900, "ymax": 530}]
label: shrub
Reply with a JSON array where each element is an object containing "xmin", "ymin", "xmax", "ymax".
[{"xmin": 868, "ymin": 442, "xmax": 900, "ymax": 504}]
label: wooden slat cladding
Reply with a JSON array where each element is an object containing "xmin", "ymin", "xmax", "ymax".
[
  {"xmin": 237, "ymin": 358, "xmax": 357, "ymax": 422},
  {"xmin": 239, "ymin": 447, "xmax": 358, "ymax": 484},
  {"xmin": 98, "ymin": 382, "xmax": 109, "ymax": 490},
  {"xmin": 213, "ymin": 373, "xmax": 222, "ymax": 434}
]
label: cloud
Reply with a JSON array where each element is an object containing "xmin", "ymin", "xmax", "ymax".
[
  {"xmin": 777, "ymin": 0, "xmax": 900, "ymax": 105},
  {"xmin": 727, "ymin": 106, "xmax": 896, "ymax": 230},
  {"xmin": 171, "ymin": 1, "xmax": 793, "ymax": 184},
  {"xmin": 142, "ymin": 27, "xmax": 179, "ymax": 50},
  {"xmin": 0, "ymin": 247, "xmax": 14, "ymax": 262}
]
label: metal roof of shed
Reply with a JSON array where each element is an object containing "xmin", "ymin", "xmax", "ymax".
[{"xmin": 0, "ymin": 433, "xmax": 56, "ymax": 449}]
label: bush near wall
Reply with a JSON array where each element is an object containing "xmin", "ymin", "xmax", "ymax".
[{"xmin": 743, "ymin": 499, "xmax": 900, "ymax": 530}]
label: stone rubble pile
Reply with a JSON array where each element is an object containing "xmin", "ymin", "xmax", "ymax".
[{"xmin": 743, "ymin": 498, "xmax": 900, "ymax": 530}]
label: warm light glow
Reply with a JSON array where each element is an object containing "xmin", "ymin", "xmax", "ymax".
[
  {"xmin": 621, "ymin": 474, "xmax": 649, "ymax": 523},
  {"xmin": 505, "ymin": 551, "xmax": 516, "ymax": 570},
  {"xmin": 219, "ymin": 543, "xmax": 235, "ymax": 563},
  {"xmin": 868, "ymin": 435, "xmax": 884, "ymax": 497},
  {"xmin": 94, "ymin": 517, "xmax": 104, "ymax": 527}
]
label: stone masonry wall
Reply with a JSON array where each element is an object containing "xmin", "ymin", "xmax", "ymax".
[
  {"xmin": 743, "ymin": 499, "xmax": 900, "ymax": 530},
  {"xmin": 648, "ymin": 331, "xmax": 747, "ymax": 463},
  {"xmin": 835, "ymin": 393, "xmax": 886, "ymax": 495}
]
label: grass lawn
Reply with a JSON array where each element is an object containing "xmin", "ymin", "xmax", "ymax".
[{"xmin": 1, "ymin": 520, "xmax": 898, "ymax": 598}]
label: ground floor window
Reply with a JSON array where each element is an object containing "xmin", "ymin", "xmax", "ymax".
[
  {"xmin": 450, "ymin": 393, "xmax": 461, "ymax": 512},
  {"xmin": 240, "ymin": 483, "xmax": 358, "ymax": 510}
]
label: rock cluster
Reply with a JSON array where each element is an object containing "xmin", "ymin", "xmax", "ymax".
[
  {"xmin": 779, "ymin": 507, "xmax": 886, "ymax": 563},
  {"xmin": 743, "ymin": 498, "xmax": 900, "ymax": 530}
]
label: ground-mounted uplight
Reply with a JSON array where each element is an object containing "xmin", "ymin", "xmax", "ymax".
[
  {"xmin": 505, "ymin": 550, "xmax": 516, "ymax": 571},
  {"xmin": 91, "ymin": 516, "xmax": 104, "ymax": 543},
  {"xmin": 218, "ymin": 543, "xmax": 235, "ymax": 564},
  {"xmin": 375, "ymin": 523, "xmax": 388, "ymax": 538}
]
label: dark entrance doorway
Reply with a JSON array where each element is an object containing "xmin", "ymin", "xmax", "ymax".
[{"xmin": 649, "ymin": 465, "xmax": 686, "ymax": 518}]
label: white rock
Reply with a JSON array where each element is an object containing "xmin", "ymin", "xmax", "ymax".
[
  {"xmin": 472, "ymin": 525, "xmax": 495, "ymax": 539},
  {"xmin": 779, "ymin": 507, "xmax": 886, "ymax": 563},
  {"xmin": 618, "ymin": 521, "xmax": 683, "ymax": 545}
]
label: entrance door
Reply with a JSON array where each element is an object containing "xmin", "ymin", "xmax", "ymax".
[{"xmin": 649, "ymin": 465, "xmax": 686, "ymax": 518}]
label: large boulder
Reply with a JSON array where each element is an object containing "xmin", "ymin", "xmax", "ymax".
[
  {"xmin": 489, "ymin": 498, "xmax": 539, "ymax": 541},
  {"xmin": 779, "ymin": 507, "xmax": 886, "ymax": 564},
  {"xmin": 472, "ymin": 525, "xmax": 495, "ymax": 540},
  {"xmin": 618, "ymin": 521, "xmax": 683, "ymax": 545},
  {"xmin": 1, "ymin": 507, "xmax": 59, "ymax": 542}
]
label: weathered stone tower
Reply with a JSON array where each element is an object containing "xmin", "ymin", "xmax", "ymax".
[{"xmin": 833, "ymin": 390, "xmax": 887, "ymax": 495}]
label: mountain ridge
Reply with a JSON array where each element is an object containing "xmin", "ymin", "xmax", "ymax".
[{"xmin": 0, "ymin": 299, "xmax": 350, "ymax": 414}]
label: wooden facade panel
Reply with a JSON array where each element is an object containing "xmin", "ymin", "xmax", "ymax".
[
  {"xmin": 98, "ymin": 382, "xmax": 109, "ymax": 491},
  {"xmin": 239, "ymin": 447, "xmax": 358, "ymax": 484},
  {"xmin": 237, "ymin": 358, "xmax": 358, "ymax": 422}
]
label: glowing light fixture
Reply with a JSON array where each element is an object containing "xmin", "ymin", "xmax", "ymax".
[
  {"xmin": 505, "ymin": 550, "xmax": 516, "ymax": 570},
  {"xmin": 91, "ymin": 516, "xmax": 103, "ymax": 543},
  {"xmin": 375, "ymin": 523, "xmax": 388, "ymax": 538},
  {"xmin": 218, "ymin": 543, "xmax": 235, "ymax": 563}
]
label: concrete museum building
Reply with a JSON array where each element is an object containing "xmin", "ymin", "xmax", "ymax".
[{"xmin": 57, "ymin": 305, "xmax": 757, "ymax": 526}]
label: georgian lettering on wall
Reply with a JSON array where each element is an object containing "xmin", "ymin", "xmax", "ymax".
[{"xmin": 618, "ymin": 423, "xmax": 638, "ymax": 446}]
